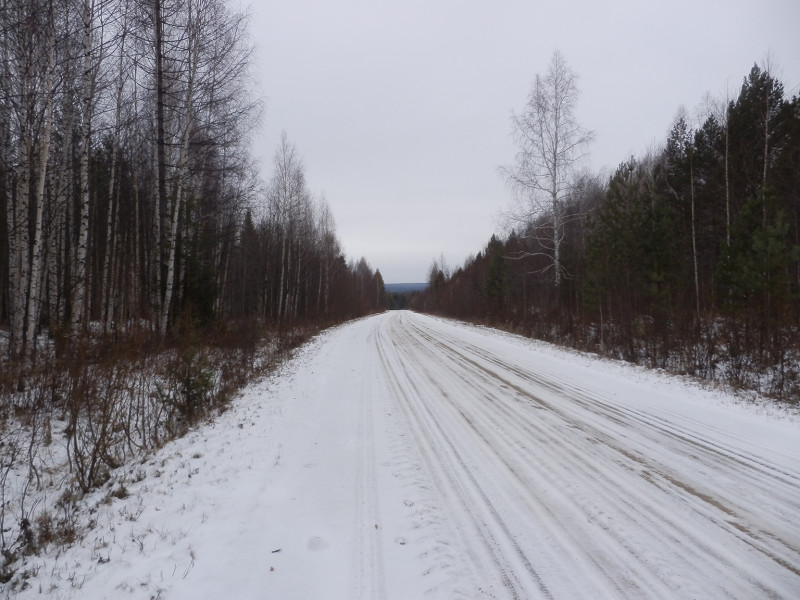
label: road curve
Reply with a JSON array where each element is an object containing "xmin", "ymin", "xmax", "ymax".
[{"xmin": 370, "ymin": 311, "xmax": 800, "ymax": 599}]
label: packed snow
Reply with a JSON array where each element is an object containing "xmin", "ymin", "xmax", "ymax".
[{"xmin": 8, "ymin": 311, "xmax": 800, "ymax": 599}]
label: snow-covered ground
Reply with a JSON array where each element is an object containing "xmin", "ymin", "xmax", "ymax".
[{"xmin": 9, "ymin": 311, "xmax": 800, "ymax": 599}]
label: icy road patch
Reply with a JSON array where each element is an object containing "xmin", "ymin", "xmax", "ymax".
[{"xmin": 12, "ymin": 311, "xmax": 800, "ymax": 599}]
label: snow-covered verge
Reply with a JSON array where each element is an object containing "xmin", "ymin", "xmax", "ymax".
[
  {"xmin": 3, "ymin": 311, "xmax": 799, "ymax": 599},
  {"xmin": 0, "ymin": 327, "xmax": 286, "ymax": 591},
  {"xmin": 480, "ymin": 313, "xmax": 800, "ymax": 405},
  {"xmin": 465, "ymin": 317, "xmax": 800, "ymax": 424}
]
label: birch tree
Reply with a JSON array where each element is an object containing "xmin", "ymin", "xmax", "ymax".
[
  {"xmin": 22, "ymin": 21, "xmax": 56, "ymax": 359},
  {"xmin": 267, "ymin": 133, "xmax": 308, "ymax": 322},
  {"xmin": 315, "ymin": 197, "xmax": 339, "ymax": 316},
  {"xmin": 71, "ymin": 0, "xmax": 102, "ymax": 339},
  {"xmin": 143, "ymin": 0, "xmax": 256, "ymax": 333},
  {"xmin": 504, "ymin": 50, "xmax": 594, "ymax": 291},
  {"xmin": 158, "ymin": 0, "xmax": 200, "ymax": 334},
  {"xmin": 2, "ymin": 0, "xmax": 60, "ymax": 359}
]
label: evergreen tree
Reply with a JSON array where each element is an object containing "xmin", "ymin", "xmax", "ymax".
[{"xmin": 483, "ymin": 235, "xmax": 508, "ymax": 318}]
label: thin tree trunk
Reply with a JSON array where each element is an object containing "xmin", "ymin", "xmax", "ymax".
[
  {"xmin": 159, "ymin": 0, "xmax": 199, "ymax": 335},
  {"xmin": 724, "ymin": 107, "xmax": 731, "ymax": 248},
  {"xmin": 215, "ymin": 236, "xmax": 229, "ymax": 318},
  {"xmin": 317, "ymin": 257, "xmax": 324, "ymax": 314},
  {"xmin": 24, "ymin": 30, "xmax": 56, "ymax": 359},
  {"xmin": 6, "ymin": 0, "xmax": 32, "ymax": 360},
  {"xmin": 50, "ymin": 98, "xmax": 74, "ymax": 330},
  {"xmin": 324, "ymin": 259, "xmax": 330, "ymax": 316},
  {"xmin": 151, "ymin": 143, "xmax": 161, "ymax": 325},
  {"xmin": 72, "ymin": 0, "xmax": 94, "ymax": 339},
  {"xmin": 759, "ymin": 65, "xmax": 772, "ymax": 352},
  {"xmin": 153, "ymin": 0, "xmax": 167, "ymax": 330},
  {"xmin": 11, "ymin": 133, "xmax": 31, "ymax": 359},
  {"xmin": 102, "ymin": 27, "xmax": 127, "ymax": 333},
  {"xmin": 277, "ymin": 232, "xmax": 287, "ymax": 321},
  {"xmin": 293, "ymin": 241, "xmax": 302, "ymax": 319},
  {"xmin": 552, "ymin": 196, "xmax": 561, "ymax": 289},
  {"xmin": 689, "ymin": 149, "xmax": 700, "ymax": 322},
  {"xmin": 160, "ymin": 133, "xmax": 190, "ymax": 335},
  {"xmin": 161, "ymin": 68, "xmax": 194, "ymax": 328},
  {"xmin": 551, "ymin": 119, "xmax": 561, "ymax": 291},
  {"xmin": 762, "ymin": 83, "xmax": 770, "ymax": 228},
  {"xmin": 5, "ymin": 173, "xmax": 17, "ymax": 350},
  {"xmin": 132, "ymin": 168, "xmax": 141, "ymax": 320}
]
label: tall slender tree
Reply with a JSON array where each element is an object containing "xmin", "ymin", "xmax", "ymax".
[{"xmin": 503, "ymin": 50, "xmax": 594, "ymax": 293}]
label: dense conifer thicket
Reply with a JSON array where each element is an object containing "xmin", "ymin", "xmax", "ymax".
[
  {"xmin": 0, "ymin": 0, "xmax": 386, "ymax": 369},
  {"xmin": 414, "ymin": 61, "xmax": 800, "ymax": 402}
]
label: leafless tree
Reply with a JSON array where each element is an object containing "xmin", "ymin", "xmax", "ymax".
[
  {"xmin": 72, "ymin": 0, "xmax": 108, "ymax": 340},
  {"xmin": 2, "ymin": 0, "xmax": 61, "ymax": 361},
  {"xmin": 315, "ymin": 197, "xmax": 339, "ymax": 316},
  {"xmin": 503, "ymin": 50, "xmax": 594, "ymax": 291},
  {"xmin": 266, "ymin": 133, "xmax": 309, "ymax": 322}
]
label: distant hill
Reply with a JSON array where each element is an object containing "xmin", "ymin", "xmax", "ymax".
[{"xmin": 385, "ymin": 283, "xmax": 427, "ymax": 293}]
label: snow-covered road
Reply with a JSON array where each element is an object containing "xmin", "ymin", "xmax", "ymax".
[{"xmin": 18, "ymin": 311, "xmax": 800, "ymax": 599}]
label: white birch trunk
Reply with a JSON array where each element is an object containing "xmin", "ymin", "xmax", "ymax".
[
  {"xmin": 551, "ymin": 145, "xmax": 561, "ymax": 290},
  {"xmin": 71, "ymin": 0, "xmax": 95, "ymax": 339},
  {"xmin": 11, "ymin": 134, "xmax": 31, "ymax": 358},
  {"xmin": 5, "ymin": 174, "xmax": 16, "ymax": 342},
  {"xmin": 102, "ymin": 29, "xmax": 127, "ymax": 332},
  {"xmin": 159, "ymin": 126, "xmax": 191, "ymax": 335},
  {"xmin": 153, "ymin": 0, "xmax": 166, "ymax": 330},
  {"xmin": 277, "ymin": 233, "xmax": 287, "ymax": 321},
  {"xmin": 24, "ymin": 32, "xmax": 56, "ymax": 358},
  {"xmin": 159, "ymin": 0, "xmax": 198, "ymax": 335}
]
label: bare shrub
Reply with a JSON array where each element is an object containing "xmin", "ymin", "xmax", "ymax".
[{"xmin": 157, "ymin": 346, "xmax": 215, "ymax": 434}]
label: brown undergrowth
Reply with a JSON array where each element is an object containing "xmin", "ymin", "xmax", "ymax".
[{"xmin": 0, "ymin": 317, "xmax": 323, "ymax": 584}]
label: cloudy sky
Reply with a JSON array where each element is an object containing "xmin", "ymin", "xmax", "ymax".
[{"xmin": 249, "ymin": 0, "xmax": 800, "ymax": 284}]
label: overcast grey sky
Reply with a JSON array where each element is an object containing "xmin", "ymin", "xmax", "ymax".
[{"xmin": 249, "ymin": 0, "xmax": 800, "ymax": 284}]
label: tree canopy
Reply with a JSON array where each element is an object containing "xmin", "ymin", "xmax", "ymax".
[{"xmin": 415, "ymin": 59, "xmax": 800, "ymax": 402}]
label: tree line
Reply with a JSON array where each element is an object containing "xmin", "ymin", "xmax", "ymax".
[
  {"xmin": 414, "ymin": 53, "xmax": 800, "ymax": 402},
  {"xmin": 0, "ymin": 0, "xmax": 385, "ymax": 369},
  {"xmin": 0, "ymin": 1, "xmax": 387, "ymax": 573}
]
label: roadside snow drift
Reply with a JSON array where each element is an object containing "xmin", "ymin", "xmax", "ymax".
[{"xmin": 11, "ymin": 311, "xmax": 800, "ymax": 599}]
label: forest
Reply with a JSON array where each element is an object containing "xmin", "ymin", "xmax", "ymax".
[
  {"xmin": 0, "ymin": 0, "xmax": 388, "ymax": 365},
  {"xmin": 0, "ymin": 0, "xmax": 386, "ymax": 362},
  {"xmin": 414, "ymin": 53, "xmax": 800, "ymax": 403},
  {"xmin": 0, "ymin": 0, "xmax": 386, "ymax": 575}
]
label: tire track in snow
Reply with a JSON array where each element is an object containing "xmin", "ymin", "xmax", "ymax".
[
  {"xmin": 417, "ymin": 322, "xmax": 800, "ymax": 585},
  {"xmin": 350, "ymin": 331, "xmax": 387, "ymax": 600},
  {"xmin": 418, "ymin": 315, "xmax": 800, "ymax": 596},
  {"xmin": 376, "ymin": 316, "xmax": 555, "ymax": 599},
  {"xmin": 384, "ymin": 318, "xmax": 657, "ymax": 598},
  {"xmin": 374, "ymin": 312, "xmax": 800, "ymax": 599}
]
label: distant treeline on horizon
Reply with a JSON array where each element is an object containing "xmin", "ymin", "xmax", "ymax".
[{"xmin": 385, "ymin": 283, "xmax": 428, "ymax": 294}]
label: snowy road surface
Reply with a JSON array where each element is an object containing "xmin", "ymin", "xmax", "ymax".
[{"xmin": 19, "ymin": 312, "xmax": 800, "ymax": 599}]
